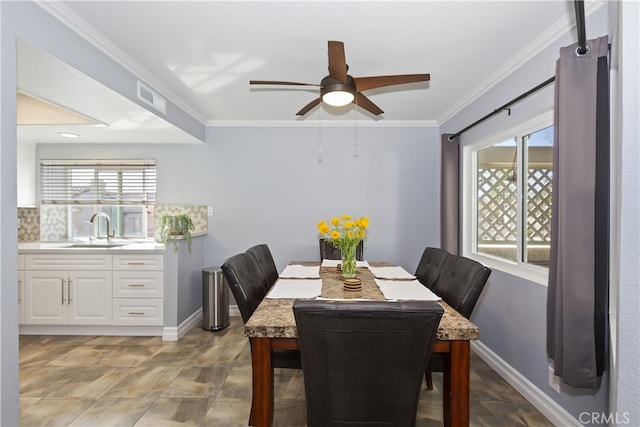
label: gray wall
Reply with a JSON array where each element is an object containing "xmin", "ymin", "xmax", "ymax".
[
  {"xmin": 204, "ymin": 125, "xmax": 441, "ymax": 271},
  {"xmin": 440, "ymin": 4, "xmax": 619, "ymax": 423},
  {"xmin": 0, "ymin": 4, "xmax": 20, "ymax": 425},
  {"xmin": 612, "ymin": 1, "xmax": 640, "ymax": 424}
]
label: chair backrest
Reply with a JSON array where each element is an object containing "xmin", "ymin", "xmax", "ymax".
[
  {"xmin": 246, "ymin": 244, "xmax": 279, "ymax": 291},
  {"xmin": 319, "ymin": 238, "xmax": 364, "ymax": 261},
  {"xmin": 414, "ymin": 247, "xmax": 450, "ymax": 290},
  {"xmin": 221, "ymin": 252, "xmax": 268, "ymax": 323},
  {"xmin": 432, "ymin": 254, "xmax": 491, "ymax": 318},
  {"xmin": 293, "ymin": 300, "xmax": 443, "ymax": 427}
]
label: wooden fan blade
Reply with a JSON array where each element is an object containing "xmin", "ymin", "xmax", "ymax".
[
  {"xmin": 250, "ymin": 80, "xmax": 320, "ymax": 87},
  {"xmin": 327, "ymin": 41, "xmax": 347, "ymax": 83},
  {"xmin": 354, "ymin": 93, "xmax": 384, "ymax": 116},
  {"xmin": 296, "ymin": 97, "xmax": 322, "ymax": 116},
  {"xmin": 353, "ymin": 74, "xmax": 430, "ymax": 92}
]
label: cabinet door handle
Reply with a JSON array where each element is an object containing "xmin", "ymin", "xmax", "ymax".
[
  {"xmin": 18, "ymin": 279, "xmax": 22, "ymax": 303},
  {"xmin": 128, "ymin": 312, "xmax": 145, "ymax": 315},
  {"xmin": 68, "ymin": 279, "xmax": 72, "ymax": 304},
  {"xmin": 61, "ymin": 279, "xmax": 66, "ymax": 304},
  {"xmin": 127, "ymin": 284, "xmax": 145, "ymax": 287},
  {"xmin": 126, "ymin": 262, "xmax": 146, "ymax": 265}
]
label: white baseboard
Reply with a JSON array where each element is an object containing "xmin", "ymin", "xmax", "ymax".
[
  {"xmin": 19, "ymin": 324, "xmax": 164, "ymax": 336},
  {"xmin": 229, "ymin": 305, "xmax": 240, "ymax": 317},
  {"xmin": 162, "ymin": 309, "xmax": 203, "ymax": 341},
  {"xmin": 471, "ymin": 341, "xmax": 580, "ymax": 427}
]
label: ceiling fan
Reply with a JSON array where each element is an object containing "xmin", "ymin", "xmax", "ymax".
[{"xmin": 250, "ymin": 41, "xmax": 430, "ymax": 117}]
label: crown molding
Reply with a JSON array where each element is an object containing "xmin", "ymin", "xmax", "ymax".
[
  {"xmin": 35, "ymin": 0, "xmax": 208, "ymax": 125},
  {"xmin": 437, "ymin": 0, "xmax": 606, "ymax": 124},
  {"xmin": 205, "ymin": 119, "xmax": 439, "ymax": 128}
]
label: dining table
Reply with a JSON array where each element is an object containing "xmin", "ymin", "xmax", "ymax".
[{"xmin": 244, "ymin": 261, "xmax": 479, "ymax": 427}]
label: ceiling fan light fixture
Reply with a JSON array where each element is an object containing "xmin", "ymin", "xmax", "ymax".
[
  {"xmin": 320, "ymin": 75, "xmax": 356, "ymax": 107},
  {"xmin": 322, "ymin": 89, "xmax": 354, "ymax": 107}
]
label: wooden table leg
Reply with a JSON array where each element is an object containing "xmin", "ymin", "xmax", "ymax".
[
  {"xmin": 250, "ymin": 338, "xmax": 274, "ymax": 427},
  {"xmin": 442, "ymin": 340, "xmax": 470, "ymax": 427}
]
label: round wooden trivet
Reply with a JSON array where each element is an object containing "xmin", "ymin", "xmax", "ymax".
[{"xmin": 343, "ymin": 278, "xmax": 362, "ymax": 292}]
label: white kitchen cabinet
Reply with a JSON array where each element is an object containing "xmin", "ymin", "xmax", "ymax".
[
  {"xmin": 112, "ymin": 299, "xmax": 164, "ymax": 326},
  {"xmin": 24, "ymin": 254, "xmax": 113, "ymax": 325},
  {"xmin": 112, "ymin": 254, "xmax": 164, "ymax": 326},
  {"xmin": 20, "ymin": 249, "xmax": 166, "ymax": 333},
  {"xmin": 113, "ymin": 271, "xmax": 164, "ymax": 298},
  {"xmin": 113, "ymin": 254, "xmax": 163, "ymax": 270},
  {"xmin": 24, "ymin": 270, "xmax": 112, "ymax": 325},
  {"xmin": 18, "ymin": 254, "xmax": 25, "ymax": 324}
]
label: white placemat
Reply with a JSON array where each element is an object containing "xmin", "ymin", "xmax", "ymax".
[
  {"xmin": 374, "ymin": 279, "xmax": 441, "ymax": 301},
  {"xmin": 279, "ymin": 264, "xmax": 320, "ymax": 279},
  {"xmin": 266, "ymin": 279, "xmax": 323, "ymax": 299},
  {"xmin": 368, "ymin": 266, "xmax": 416, "ymax": 280},
  {"xmin": 321, "ymin": 259, "xmax": 370, "ymax": 268}
]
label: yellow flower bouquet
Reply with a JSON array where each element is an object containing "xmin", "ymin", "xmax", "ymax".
[{"xmin": 317, "ymin": 215, "xmax": 369, "ymax": 278}]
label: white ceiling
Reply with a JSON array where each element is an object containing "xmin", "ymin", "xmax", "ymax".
[{"xmin": 18, "ymin": 0, "xmax": 586, "ymax": 144}]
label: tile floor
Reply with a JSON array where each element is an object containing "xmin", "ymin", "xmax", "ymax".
[{"xmin": 19, "ymin": 317, "xmax": 553, "ymax": 426}]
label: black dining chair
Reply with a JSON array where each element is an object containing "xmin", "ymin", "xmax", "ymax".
[
  {"xmin": 414, "ymin": 246, "xmax": 450, "ymax": 290},
  {"xmin": 221, "ymin": 252, "xmax": 268, "ymax": 323},
  {"xmin": 293, "ymin": 299, "xmax": 443, "ymax": 427},
  {"xmin": 246, "ymin": 243, "xmax": 279, "ymax": 291},
  {"xmin": 220, "ymin": 253, "xmax": 301, "ymax": 368},
  {"xmin": 221, "ymin": 252, "xmax": 302, "ymax": 424},
  {"xmin": 425, "ymin": 254, "xmax": 491, "ymax": 389},
  {"xmin": 319, "ymin": 238, "xmax": 364, "ymax": 261}
]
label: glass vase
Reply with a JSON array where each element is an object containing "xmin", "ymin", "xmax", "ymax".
[{"xmin": 341, "ymin": 244, "xmax": 358, "ymax": 278}]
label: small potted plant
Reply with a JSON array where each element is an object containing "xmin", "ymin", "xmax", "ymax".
[{"xmin": 160, "ymin": 214, "xmax": 195, "ymax": 253}]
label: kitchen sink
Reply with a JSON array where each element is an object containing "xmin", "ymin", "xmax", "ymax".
[{"xmin": 66, "ymin": 242, "xmax": 128, "ymax": 248}]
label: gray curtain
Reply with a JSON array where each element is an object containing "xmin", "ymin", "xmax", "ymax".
[
  {"xmin": 440, "ymin": 134, "xmax": 459, "ymax": 254},
  {"xmin": 547, "ymin": 35, "xmax": 609, "ymax": 389}
]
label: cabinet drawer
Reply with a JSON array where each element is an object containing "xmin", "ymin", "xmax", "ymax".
[
  {"xmin": 113, "ymin": 254, "xmax": 164, "ymax": 271},
  {"xmin": 25, "ymin": 254, "xmax": 112, "ymax": 270},
  {"xmin": 113, "ymin": 271, "xmax": 164, "ymax": 298},
  {"xmin": 112, "ymin": 299, "xmax": 164, "ymax": 326}
]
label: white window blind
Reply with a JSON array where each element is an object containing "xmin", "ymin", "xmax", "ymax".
[{"xmin": 40, "ymin": 160, "xmax": 156, "ymax": 205}]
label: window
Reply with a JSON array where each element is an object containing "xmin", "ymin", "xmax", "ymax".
[
  {"xmin": 40, "ymin": 160, "xmax": 156, "ymax": 239},
  {"xmin": 464, "ymin": 115, "xmax": 553, "ymax": 283}
]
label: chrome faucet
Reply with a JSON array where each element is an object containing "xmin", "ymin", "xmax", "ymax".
[{"xmin": 89, "ymin": 212, "xmax": 113, "ymax": 242}]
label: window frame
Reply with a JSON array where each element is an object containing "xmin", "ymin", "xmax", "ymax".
[
  {"xmin": 462, "ymin": 111, "xmax": 553, "ymax": 286},
  {"xmin": 40, "ymin": 159, "xmax": 156, "ymax": 240}
]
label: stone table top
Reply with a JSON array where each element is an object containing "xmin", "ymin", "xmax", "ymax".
[{"xmin": 245, "ymin": 263, "xmax": 479, "ymax": 341}]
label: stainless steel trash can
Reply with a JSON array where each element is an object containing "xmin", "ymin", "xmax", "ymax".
[{"xmin": 202, "ymin": 267, "xmax": 230, "ymax": 331}]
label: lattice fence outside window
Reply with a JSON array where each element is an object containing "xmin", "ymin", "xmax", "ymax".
[{"xmin": 478, "ymin": 167, "xmax": 552, "ymax": 245}]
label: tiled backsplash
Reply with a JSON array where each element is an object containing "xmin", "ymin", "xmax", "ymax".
[
  {"xmin": 39, "ymin": 205, "xmax": 68, "ymax": 241},
  {"xmin": 19, "ymin": 205, "xmax": 208, "ymax": 242},
  {"xmin": 18, "ymin": 207, "xmax": 40, "ymax": 242}
]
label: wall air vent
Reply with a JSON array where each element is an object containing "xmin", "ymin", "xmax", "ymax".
[{"xmin": 137, "ymin": 81, "xmax": 167, "ymax": 114}]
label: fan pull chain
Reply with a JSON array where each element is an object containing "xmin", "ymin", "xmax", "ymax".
[
  {"xmin": 353, "ymin": 100, "xmax": 359, "ymax": 157},
  {"xmin": 318, "ymin": 112, "xmax": 323, "ymax": 164}
]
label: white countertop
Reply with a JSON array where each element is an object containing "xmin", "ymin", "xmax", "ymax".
[{"xmin": 18, "ymin": 239, "xmax": 167, "ymax": 254}]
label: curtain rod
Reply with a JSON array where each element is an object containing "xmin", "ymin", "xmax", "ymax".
[
  {"xmin": 448, "ymin": 0, "xmax": 587, "ymax": 141},
  {"xmin": 574, "ymin": 0, "xmax": 588, "ymax": 55},
  {"xmin": 447, "ymin": 76, "xmax": 555, "ymax": 141}
]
